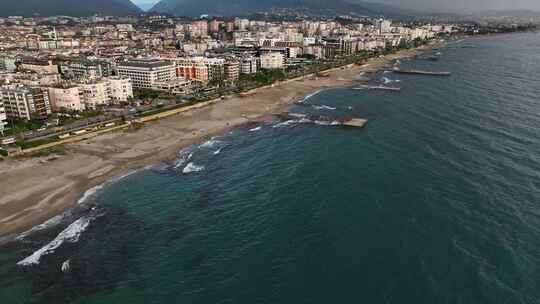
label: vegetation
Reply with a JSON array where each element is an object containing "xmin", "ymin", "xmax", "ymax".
[
  {"xmin": 17, "ymin": 138, "xmax": 57, "ymax": 150},
  {"xmin": 2, "ymin": 119, "xmax": 43, "ymax": 136}
]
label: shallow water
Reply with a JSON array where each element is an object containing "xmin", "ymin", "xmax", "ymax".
[{"xmin": 2, "ymin": 32, "xmax": 540, "ymax": 303}]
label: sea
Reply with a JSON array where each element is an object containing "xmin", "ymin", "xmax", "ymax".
[{"xmin": 1, "ymin": 32, "xmax": 540, "ymax": 304}]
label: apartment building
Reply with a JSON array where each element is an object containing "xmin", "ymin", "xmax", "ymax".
[
  {"xmin": 109, "ymin": 76, "xmax": 133, "ymax": 102},
  {"xmin": 63, "ymin": 59, "xmax": 112, "ymax": 80},
  {"xmin": 116, "ymin": 59, "xmax": 176, "ymax": 90},
  {"xmin": 0, "ymin": 85, "xmax": 52, "ymax": 120},
  {"xmin": 48, "ymin": 86, "xmax": 85, "ymax": 112},
  {"xmin": 260, "ymin": 52, "xmax": 285, "ymax": 70},
  {"xmin": 0, "ymin": 98, "xmax": 7, "ymax": 135}
]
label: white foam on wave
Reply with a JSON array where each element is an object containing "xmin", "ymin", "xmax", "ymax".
[
  {"xmin": 298, "ymin": 89, "xmax": 324, "ymax": 103},
  {"xmin": 249, "ymin": 126, "xmax": 262, "ymax": 132},
  {"xmin": 198, "ymin": 138, "xmax": 221, "ymax": 149},
  {"xmin": 313, "ymin": 105, "xmax": 337, "ymax": 111},
  {"xmin": 77, "ymin": 169, "xmax": 139, "ymax": 205},
  {"xmin": 213, "ymin": 148, "xmax": 223, "ymax": 155},
  {"xmin": 273, "ymin": 120, "xmax": 299, "ymax": 128},
  {"xmin": 15, "ymin": 214, "xmax": 66, "ymax": 241},
  {"xmin": 382, "ymin": 77, "xmax": 401, "ymax": 84},
  {"xmin": 182, "ymin": 162, "xmax": 205, "ymax": 174},
  {"xmin": 17, "ymin": 216, "xmax": 96, "ymax": 266},
  {"xmin": 174, "ymin": 152, "xmax": 193, "ymax": 169}
]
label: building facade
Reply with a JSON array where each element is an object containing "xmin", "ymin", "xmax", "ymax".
[
  {"xmin": 48, "ymin": 86, "xmax": 85, "ymax": 112},
  {"xmin": 109, "ymin": 76, "xmax": 133, "ymax": 102},
  {"xmin": 0, "ymin": 85, "xmax": 52, "ymax": 120},
  {"xmin": 116, "ymin": 59, "xmax": 176, "ymax": 90},
  {"xmin": 260, "ymin": 52, "xmax": 284, "ymax": 70}
]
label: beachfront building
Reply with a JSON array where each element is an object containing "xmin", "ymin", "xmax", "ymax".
[
  {"xmin": 175, "ymin": 57, "xmax": 225, "ymax": 84},
  {"xmin": 175, "ymin": 57, "xmax": 209, "ymax": 83},
  {"xmin": 225, "ymin": 62, "xmax": 240, "ymax": 82},
  {"xmin": 109, "ymin": 76, "xmax": 133, "ymax": 102},
  {"xmin": 0, "ymin": 98, "xmax": 7, "ymax": 135},
  {"xmin": 240, "ymin": 57, "xmax": 259, "ymax": 74},
  {"xmin": 48, "ymin": 86, "xmax": 85, "ymax": 112},
  {"xmin": 0, "ymin": 85, "xmax": 52, "ymax": 120},
  {"xmin": 116, "ymin": 59, "xmax": 176, "ymax": 90},
  {"xmin": 79, "ymin": 79, "xmax": 111, "ymax": 109},
  {"xmin": 260, "ymin": 52, "xmax": 285, "ymax": 70}
]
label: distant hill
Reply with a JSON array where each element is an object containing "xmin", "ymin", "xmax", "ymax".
[
  {"xmin": 0, "ymin": 0, "xmax": 142, "ymax": 17},
  {"xmin": 149, "ymin": 0, "xmax": 388, "ymax": 16}
]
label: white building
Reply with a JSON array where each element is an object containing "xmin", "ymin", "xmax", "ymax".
[
  {"xmin": 0, "ymin": 98, "xmax": 6, "ymax": 135},
  {"xmin": 240, "ymin": 57, "xmax": 259, "ymax": 74},
  {"xmin": 260, "ymin": 52, "xmax": 284, "ymax": 70},
  {"xmin": 79, "ymin": 79, "xmax": 111, "ymax": 109},
  {"xmin": 116, "ymin": 59, "xmax": 176, "ymax": 90},
  {"xmin": 109, "ymin": 76, "xmax": 133, "ymax": 102}
]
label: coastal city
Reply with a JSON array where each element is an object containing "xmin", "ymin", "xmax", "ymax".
[
  {"xmin": 2, "ymin": 0, "xmax": 540, "ymax": 302},
  {"xmin": 0, "ymin": 13, "xmax": 528, "ymax": 156}
]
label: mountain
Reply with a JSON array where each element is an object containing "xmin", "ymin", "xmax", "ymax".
[
  {"xmin": 0, "ymin": 0, "xmax": 142, "ymax": 17},
  {"xmin": 149, "ymin": 0, "xmax": 388, "ymax": 16}
]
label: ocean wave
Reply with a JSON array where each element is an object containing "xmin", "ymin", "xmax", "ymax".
[
  {"xmin": 77, "ymin": 170, "xmax": 139, "ymax": 205},
  {"xmin": 298, "ymin": 89, "xmax": 324, "ymax": 103},
  {"xmin": 174, "ymin": 152, "xmax": 193, "ymax": 169},
  {"xmin": 213, "ymin": 148, "xmax": 223, "ymax": 155},
  {"xmin": 76, "ymin": 184, "xmax": 106, "ymax": 205},
  {"xmin": 273, "ymin": 120, "xmax": 299, "ymax": 128},
  {"xmin": 382, "ymin": 77, "xmax": 401, "ymax": 84},
  {"xmin": 183, "ymin": 163, "xmax": 205, "ymax": 174},
  {"xmin": 249, "ymin": 126, "xmax": 262, "ymax": 132},
  {"xmin": 198, "ymin": 138, "xmax": 222, "ymax": 149},
  {"xmin": 15, "ymin": 214, "xmax": 66, "ymax": 241},
  {"xmin": 313, "ymin": 105, "xmax": 337, "ymax": 111},
  {"xmin": 17, "ymin": 215, "xmax": 97, "ymax": 266}
]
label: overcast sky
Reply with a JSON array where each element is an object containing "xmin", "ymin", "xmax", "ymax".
[
  {"xmin": 131, "ymin": 0, "xmax": 540, "ymax": 12},
  {"xmin": 371, "ymin": 0, "xmax": 540, "ymax": 11}
]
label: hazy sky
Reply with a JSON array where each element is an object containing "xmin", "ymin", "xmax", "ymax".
[
  {"xmin": 131, "ymin": 0, "xmax": 540, "ymax": 12},
  {"xmin": 373, "ymin": 0, "xmax": 540, "ymax": 11}
]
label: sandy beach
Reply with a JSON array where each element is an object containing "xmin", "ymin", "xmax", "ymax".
[{"xmin": 0, "ymin": 48, "xmax": 420, "ymax": 239}]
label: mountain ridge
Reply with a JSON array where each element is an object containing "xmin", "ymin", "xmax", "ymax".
[
  {"xmin": 0, "ymin": 0, "xmax": 142, "ymax": 17},
  {"xmin": 149, "ymin": 0, "xmax": 387, "ymax": 17}
]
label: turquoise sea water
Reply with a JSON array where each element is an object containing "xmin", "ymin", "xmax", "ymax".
[{"xmin": 2, "ymin": 32, "xmax": 540, "ymax": 303}]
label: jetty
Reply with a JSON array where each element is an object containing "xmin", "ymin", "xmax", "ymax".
[
  {"xmin": 393, "ymin": 68, "xmax": 451, "ymax": 76},
  {"xmin": 274, "ymin": 112, "xmax": 368, "ymax": 128},
  {"xmin": 354, "ymin": 85, "xmax": 401, "ymax": 92}
]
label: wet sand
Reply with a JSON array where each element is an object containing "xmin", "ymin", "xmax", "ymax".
[{"xmin": 0, "ymin": 48, "xmax": 420, "ymax": 239}]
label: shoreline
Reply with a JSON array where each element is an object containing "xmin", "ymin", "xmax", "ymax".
[{"xmin": 0, "ymin": 46, "xmax": 424, "ymax": 241}]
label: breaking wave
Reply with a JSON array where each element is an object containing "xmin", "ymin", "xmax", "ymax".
[
  {"xmin": 249, "ymin": 126, "xmax": 262, "ymax": 132},
  {"xmin": 17, "ymin": 215, "xmax": 98, "ymax": 266},
  {"xmin": 183, "ymin": 163, "xmax": 205, "ymax": 174},
  {"xmin": 382, "ymin": 77, "xmax": 401, "ymax": 84},
  {"xmin": 313, "ymin": 105, "xmax": 337, "ymax": 111},
  {"xmin": 273, "ymin": 120, "xmax": 299, "ymax": 128},
  {"xmin": 198, "ymin": 138, "xmax": 221, "ymax": 149},
  {"xmin": 298, "ymin": 89, "xmax": 324, "ymax": 103}
]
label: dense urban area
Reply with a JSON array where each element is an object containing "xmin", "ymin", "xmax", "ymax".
[{"xmin": 0, "ymin": 13, "xmax": 536, "ymax": 156}]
